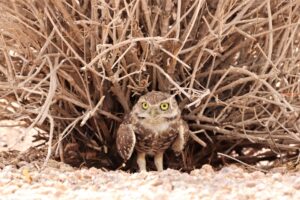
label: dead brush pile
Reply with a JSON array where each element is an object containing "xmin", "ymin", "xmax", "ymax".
[{"xmin": 0, "ymin": 0, "xmax": 300, "ymax": 171}]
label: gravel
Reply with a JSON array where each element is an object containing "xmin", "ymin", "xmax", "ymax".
[{"xmin": 1, "ymin": 161, "xmax": 300, "ymax": 200}]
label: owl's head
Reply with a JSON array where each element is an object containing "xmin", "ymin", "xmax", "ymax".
[{"xmin": 132, "ymin": 91, "xmax": 180, "ymax": 125}]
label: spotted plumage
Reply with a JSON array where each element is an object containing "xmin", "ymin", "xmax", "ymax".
[{"xmin": 116, "ymin": 91, "xmax": 189, "ymax": 171}]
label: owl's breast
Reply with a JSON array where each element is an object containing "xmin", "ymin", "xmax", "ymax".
[{"xmin": 134, "ymin": 122, "xmax": 178, "ymax": 154}]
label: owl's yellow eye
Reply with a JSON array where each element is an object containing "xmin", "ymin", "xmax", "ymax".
[
  {"xmin": 142, "ymin": 102, "xmax": 149, "ymax": 110},
  {"xmin": 160, "ymin": 103, "xmax": 169, "ymax": 111}
]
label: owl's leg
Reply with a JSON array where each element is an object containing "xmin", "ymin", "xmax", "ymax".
[
  {"xmin": 154, "ymin": 152, "xmax": 164, "ymax": 171},
  {"xmin": 137, "ymin": 152, "xmax": 146, "ymax": 171}
]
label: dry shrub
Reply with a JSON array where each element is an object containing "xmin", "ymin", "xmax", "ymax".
[{"xmin": 0, "ymin": 0, "xmax": 300, "ymax": 170}]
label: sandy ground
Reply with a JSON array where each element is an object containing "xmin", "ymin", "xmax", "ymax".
[
  {"xmin": 0, "ymin": 161, "xmax": 300, "ymax": 200},
  {"xmin": 1, "ymin": 122, "xmax": 300, "ymax": 199}
]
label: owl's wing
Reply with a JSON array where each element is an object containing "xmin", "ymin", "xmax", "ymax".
[
  {"xmin": 116, "ymin": 123, "xmax": 136, "ymax": 161},
  {"xmin": 171, "ymin": 119, "xmax": 190, "ymax": 152}
]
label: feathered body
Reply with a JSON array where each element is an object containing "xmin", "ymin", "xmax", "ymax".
[{"xmin": 116, "ymin": 91, "xmax": 189, "ymax": 171}]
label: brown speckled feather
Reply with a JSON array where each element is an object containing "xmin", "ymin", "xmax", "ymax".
[
  {"xmin": 116, "ymin": 121, "xmax": 136, "ymax": 161},
  {"xmin": 171, "ymin": 119, "xmax": 189, "ymax": 152}
]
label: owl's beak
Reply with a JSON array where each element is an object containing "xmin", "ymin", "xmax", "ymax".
[{"xmin": 150, "ymin": 109, "xmax": 158, "ymax": 117}]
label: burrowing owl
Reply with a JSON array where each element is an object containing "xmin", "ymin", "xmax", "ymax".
[{"xmin": 116, "ymin": 91, "xmax": 189, "ymax": 171}]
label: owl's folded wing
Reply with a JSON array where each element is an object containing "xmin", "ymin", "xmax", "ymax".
[
  {"xmin": 171, "ymin": 119, "xmax": 189, "ymax": 152},
  {"xmin": 116, "ymin": 123, "xmax": 136, "ymax": 161}
]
